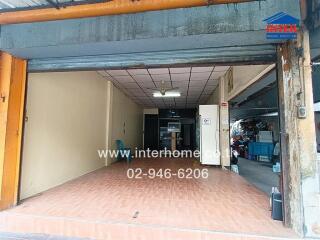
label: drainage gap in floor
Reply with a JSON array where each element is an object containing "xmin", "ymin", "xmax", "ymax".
[{"xmin": 133, "ymin": 211, "xmax": 139, "ymax": 218}]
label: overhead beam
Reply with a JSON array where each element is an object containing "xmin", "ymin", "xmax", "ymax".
[
  {"xmin": 0, "ymin": 0, "xmax": 254, "ymax": 25},
  {"xmin": 28, "ymin": 45, "xmax": 276, "ymax": 72},
  {"xmin": 1, "ymin": 0, "xmax": 301, "ymax": 60}
]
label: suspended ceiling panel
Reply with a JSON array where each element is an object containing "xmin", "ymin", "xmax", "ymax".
[{"xmin": 97, "ymin": 66, "xmax": 230, "ymax": 109}]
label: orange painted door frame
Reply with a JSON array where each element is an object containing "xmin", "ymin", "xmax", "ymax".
[{"xmin": 0, "ymin": 52, "xmax": 27, "ymax": 210}]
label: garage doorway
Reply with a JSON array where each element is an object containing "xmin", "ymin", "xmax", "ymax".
[{"xmin": 1, "ymin": 63, "xmax": 296, "ymax": 239}]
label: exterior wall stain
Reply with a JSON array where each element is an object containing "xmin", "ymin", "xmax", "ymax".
[{"xmin": 278, "ymin": 29, "xmax": 320, "ymax": 238}]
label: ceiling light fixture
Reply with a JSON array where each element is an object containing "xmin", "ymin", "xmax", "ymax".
[{"xmin": 153, "ymin": 92, "xmax": 181, "ymax": 98}]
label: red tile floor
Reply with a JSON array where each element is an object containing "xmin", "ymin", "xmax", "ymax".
[{"xmin": 0, "ymin": 158, "xmax": 299, "ymax": 240}]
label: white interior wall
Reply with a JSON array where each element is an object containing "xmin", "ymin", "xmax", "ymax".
[
  {"xmin": 20, "ymin": 72, "xmax": 107, "ymax": 199},
  {"xmin": 106, "ymin": 84, "xmax": 143, "ymax": 165},
  {"xmin": 206, "ymin": 87, "xmax": 220, "ymax": 105},
  {"xmin": 20, "ymin": 72, "xmax": 143, "ymax": 199}
]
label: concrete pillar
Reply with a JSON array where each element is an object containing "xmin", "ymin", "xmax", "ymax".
[
  {"xmin": 105, "ymin": 81, "xmax": 114, "ymax": 166},
  {"xmin": 219, "ymin": 72, "xmax": 231, "ymax": 168},
  {"xmin": 277, "ymin": 29, "xmax": 320, "ymax": 237}
]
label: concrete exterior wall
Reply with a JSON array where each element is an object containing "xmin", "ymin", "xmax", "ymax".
[
  {"xmin": 277, "ymin": 31, "xmax": 320, "ymax": 238},
  {"xmin": 0, "ymin": 0, "xmax": 301, "ymax": 72},
  {"xmin": 20, "ymin": 72, "xmax": 107, "ymax": 199}
]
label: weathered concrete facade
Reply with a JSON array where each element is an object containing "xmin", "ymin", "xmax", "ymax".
[
  {"xmin": 0, "ymin": 0, "xmax": 300, "ymax": 71},
  {"xmin": 277, "ymin": 28, "xmax": 320, "ymax": 237}
]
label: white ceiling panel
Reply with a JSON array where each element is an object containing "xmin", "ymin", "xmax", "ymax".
[
  {"xmin": 188, "ymin": 86, "xmax": 204, "ymax": 91},
  {"xmin": 140, "ymin": 100, "xmax": 153, "ymax": 105},
  {"xmin": 154, "ymin": 81, "xmax": 172, "ymax": 87},
  {"xmin": 214, "ymin": 66, "xmax": 230, "ymax": 72},
  {"xmin": 189, "ymin": 80, "xmax": 206, "ymax": 86},
  {"xmin": 146, "ymin": 91, "xmax": 157, "ymax": 96},
  {"xmin": 192, "ymin": 67, "xmax": 214, "ymax": 73},
  {"xmin": 139, "ymin": 83, "xmax": 157, "ymax": 89},
  {"xmin": 200, "ymin": 94, "xmax": 211, "ymax": 100},
  {"xmin": 179, "ymin": 92, "xmax": 188, "ymax": 97},
  {"xmin": 113, "ymin": 75, "xmax": 135, "ymax": 82},
  {"xmin": 152, "ymin": 74, "xmax": 171, "ymax": 81},
  {"xmin": 171, "ymin": 73, "xmax": 190, "ymax": 82},
  {"xmin": 190, "ymin": 72, "xmax": 211, "ymax": 81},
  {"xmin": 97, "ymin": 65, "xmax": 221, "ymax": 108},
  {"xmin": 107, "ymin": 70, "xmax": 129, "ymax": 76},
  {"xmin": 187, "ymin": 96, "xmax": 199, "ymax": 101},
  {"xmin": 127, "ymin": 69, "xmax": 149, "ymax": 75},
  {"xmin": 119, "ymin": 87, "xmax": 134, "ymax": 97},
  {"xmin": 149, "ymin": 68, "xmax": 169, "ymax": 74},
  {"xmin": 207, "ymin": 79, "xmax": 219, "ymax": 85},
  {"xmin": 153, "ymin": 99, "xmax": 164, "ymax": 103},
  {"xmin": 178, "ymin": 89, "xmax": 189, "ymax": 94},
  {"xmin": 172, "ymin": 81, "xmax": 189, "ymax": 86},
  {"xmin": 123, "ymin": 82, "xmax": 140, "ymax": 89},
  {"xmin": 205, "ymin": 84, "xmax": 218, "ymax": 90},
  {"xmin": 210, "ymin": 71, "xmax": 226, "ymax": 80},
  {"xmin": 203, "ymin": 88, "xmax": 215, "ymax": 94},
  {"xmin": 112, "ymin": 81, "xmax": 121, "ymax": 87},
  {"xmin": 169, "ymin": 67, "xmax": 191, "ymax": 74},
  {"xmin": 133, "ymin": 74, "xmax": 152, "ymax": 82},
  {"xmin": 187, "ymin": 94, "xmax": 202, "ymax": 100},
  {"xmin": 128, "ymin": 89, "xmax": 146, "ymax": 97}
]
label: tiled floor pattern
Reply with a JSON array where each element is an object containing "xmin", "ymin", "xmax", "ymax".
[{"xmin": 0, "ymin": 158, "xmax": 299, "ymax": 240}]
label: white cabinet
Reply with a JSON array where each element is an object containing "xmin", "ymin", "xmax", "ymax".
[{"xmin": 199, "ymin": 105, "xmax": 220, "ymax": 165}]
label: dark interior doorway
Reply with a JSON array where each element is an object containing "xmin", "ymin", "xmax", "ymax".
[{"xmin": 144, "ymin": 114, "xmax": 159, "ymax": 150}]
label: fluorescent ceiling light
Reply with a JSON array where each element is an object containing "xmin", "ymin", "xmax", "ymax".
[
  {"xmin": 153, "ymin": 92, "xmax": 181, "ymax": 98},
  {"xmin": 260, "ymin": 112, "xmax": 278, "ymax": 117}
]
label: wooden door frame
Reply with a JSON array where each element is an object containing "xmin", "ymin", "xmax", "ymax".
[{"xmin": 0, "ymin": 52, "xmax": 27, "ymax": 210}]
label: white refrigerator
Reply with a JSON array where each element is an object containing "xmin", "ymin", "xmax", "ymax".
[{"xmin": 199, "ymin": 105, "xmax": 220, "ymax": 165}]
